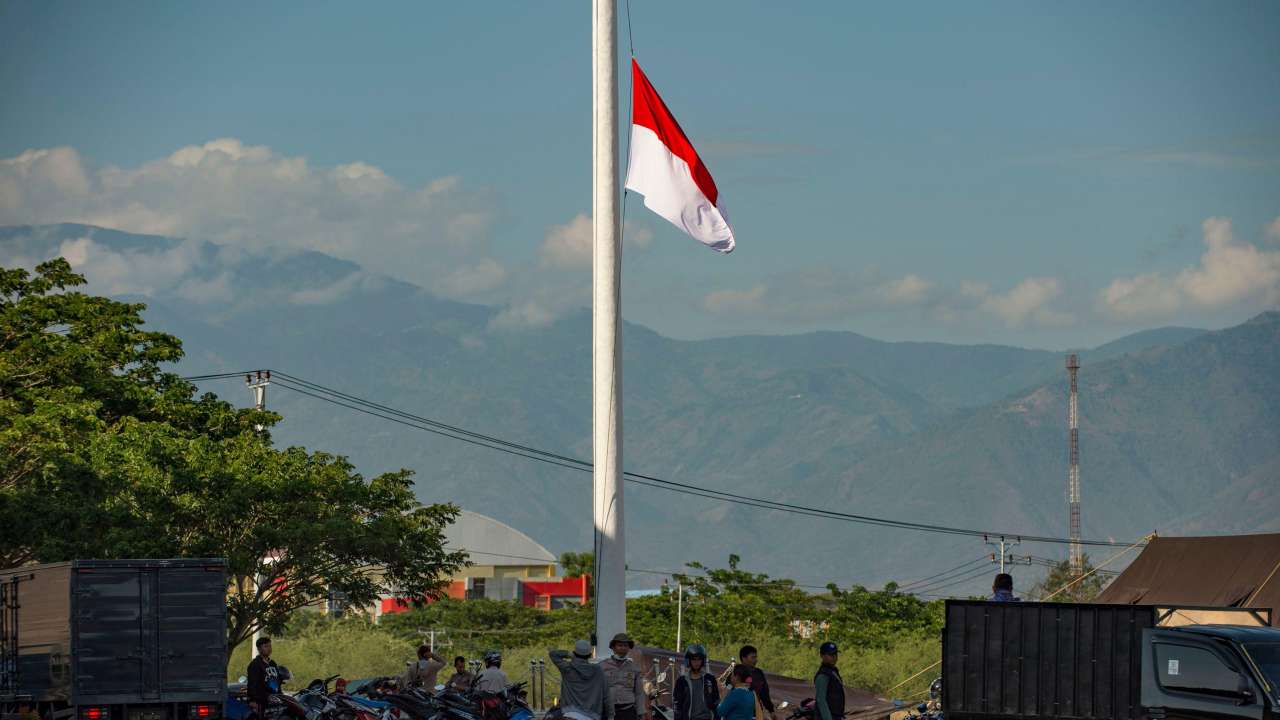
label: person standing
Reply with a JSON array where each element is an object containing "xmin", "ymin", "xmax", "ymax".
[
  {"xmin": 247, "ymin": 637, "xmax": 281, "ymax": 717},
  {"xmin": 403, "ymin": 645, "xmax": 447, "ymax": 690},
  {"xmin": 674, "ymin": 644, "xmax": 719, "ymax": 720},
  {"xmin": 446, "ymin": 656, "xmax": 475, "ymax": 693},
  {"xmin": 601, "ymin": 633, "xmax": 646, "ymax": 720},
  {"xmin": 813, "ymin": 643, "xmax": 844, "ymax": 720},
  {"xmin": 549, "ymin": 640, "xmax": 612, "ymax": 720},
  {"xmin": 716, "ymin": 666, "xmax": 756, "ymax": 720},
  {"xmin": 990, "ymin": 573, "xmax": 1021, "ymax": 602},
  {"xmin": 737, "ymin": 646, "xmax": 774, "ymax": 720},
  {"xmin": 474, "ymin": 651, "xmax": 511, "ymax": 694}
]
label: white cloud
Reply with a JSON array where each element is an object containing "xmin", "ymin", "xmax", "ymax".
[
  {"xmin": 29, "ymin": 234, "xmax": 213, "ymax": 300},
  {"xmin": 0, "ymin": 139, "xmax": 503, "ymax": 303},
  {"xmin": 489, "ymin": 300, "xmax": 559, "ymax": 330},
  {"xmin": 975, "ymin": 277, "xmax": 1074, "ymax": 328},
  {"xmin": 880, "ymin": 274, "xmax": 933, "ymax": 305},
  {"xmin": 1265, "ymin": 216, "xmax": 1280, "ymax": 244},
  {"xmin": 1098, "ymin": 217, "xmax": 1280, "ymax": 320},
  {"xmin": 437, "ymin": 258, "xmax": 508, "ymax": 297},
  {"xmin": 538, "ymin": 213, "xmax": 654, "ymax": 270},
  {"xmin": 703, "ymin": 285, "xmax": 767, "ymax": 314}
]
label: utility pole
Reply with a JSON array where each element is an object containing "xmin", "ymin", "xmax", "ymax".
[
  {"xmin": 246, "ymin": 370, "xmax": 271, "ymax": 651},
  {"xmin": 592, "ymin": 0, "xmax": 626, "ymax": 655},
  {"xmin": 1067, "ymin": 354, "xmax": 1082, "ymax": 575},
  {"xmin": 675, "ymin": 581, "xmax": 683, "ymax": 654},
  {"xmin": 985, "ymin": 535, "xmax": 1021, "ymax": 574},
  {"xmin": 246, "ymin": 370, "xmax": 270, "ymax": 433}
]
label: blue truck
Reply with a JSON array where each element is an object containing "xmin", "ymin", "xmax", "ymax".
[{"xmin": 1, "ymin": 560, "xmax": 227, "ymax": 720}]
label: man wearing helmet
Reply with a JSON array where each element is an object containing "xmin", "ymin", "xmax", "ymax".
[
  {"xmin": 474, "ymin": 650, "xmax": 511, "ymax": 694},
  {"xmin": 674, "ymin": 644, "xmax": 719, "ymax": 720},
  {"xmin": 812, "ymin": 643, "xmax": 844, "ymax": 720},
  {"xmin": 601, "ymin": 633, "xmax": 646, "ymax": 720}
]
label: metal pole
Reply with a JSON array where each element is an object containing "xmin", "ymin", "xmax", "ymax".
[
  {"xmin": 592, "ymin": 0, "xmax": 626, "ymax": 655},
  {"xmin": 247, "ymin": 370, "xmax": 271, "ymax": 651},
  {"xmin": 676, "ymin": 582, "xmax": 683, "ymax": 653}
]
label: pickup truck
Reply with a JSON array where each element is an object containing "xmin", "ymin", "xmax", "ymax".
[
  {"xmin": 942, "ymin": 599, "xmax": 1280, "ymax": 719},
  {"xmin": 1, "ymin": 559, "xmax": 227, "ymax": 720}
]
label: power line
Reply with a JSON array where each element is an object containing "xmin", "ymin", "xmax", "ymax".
[
  {"xmin": 183, "ymin": 369, "xmax": 1143, "ymax": 548},
  {"xmin": 896, "ymin": 556, "xmax": 993, "ymax": 589}
]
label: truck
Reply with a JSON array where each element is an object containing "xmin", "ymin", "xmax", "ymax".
[
  {"xmin": 0, "ymin": 560, "xmax": 227, "ymax": 720},
  {"xmin": 942, "ymin": 599, "xmax": 1280, "ymax": 719}
]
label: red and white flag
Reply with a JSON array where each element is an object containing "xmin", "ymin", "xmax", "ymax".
[{"xmin": 625, "ymin": 59, "xmax": 735, "ymax": 253}]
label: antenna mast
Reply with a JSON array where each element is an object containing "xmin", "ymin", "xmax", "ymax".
[{"xmin": 1066, "ymin": 354, "xmax": 1082, "ymax": 575}]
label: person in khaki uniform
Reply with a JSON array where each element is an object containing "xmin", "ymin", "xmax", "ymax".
[
  {"xmin": 600, "ymin": 633, "xmax": 647, "ymax": 720},
  {"xmin": 403, "ymin": 645, "xmax": 447, "ymax": 690}
]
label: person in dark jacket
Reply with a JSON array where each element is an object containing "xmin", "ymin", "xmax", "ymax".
[
  {"xmin": 813, "ymin": 643, "xmax": 844, "ymax": 720},
  {"xmin": 247, "ymin": 637, "xmax": 281, "ymax": 715},
  {"xmin": 674, "ymin": 644, "xmax": 720, "ymax": 720},
  {"xmin": 738, "ymin": 646, "xmax": 774, "ymax": 719}
]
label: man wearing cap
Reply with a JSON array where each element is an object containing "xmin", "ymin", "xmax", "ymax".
[
  {"xmin": 813, "ymin": 643, "xmax": 844, "ymax": 720},
  {"xmin": 601, "ymin": 633, "xmax": 647, "ymax": 720},
  {"xmin": 550, "ymin": 640, "xmax": 612, "ymax": 720}
]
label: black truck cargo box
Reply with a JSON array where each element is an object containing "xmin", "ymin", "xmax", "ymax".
[
  {"xmin": 943, "ymin": 599, "xmax": 1156, "ymax": 720},
  {"xmin": 1, "ymin": 559, "xmax": 226, "ymax": 711}
]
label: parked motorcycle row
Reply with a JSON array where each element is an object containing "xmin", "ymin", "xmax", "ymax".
[{"xmin": 228, "ymin": 671, "xmax": 535, "ymax": 720}]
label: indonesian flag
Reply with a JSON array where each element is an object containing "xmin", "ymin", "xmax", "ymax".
[{"xmin": 625, "ymin": 59, "xmax": 735, "ymax": 253}]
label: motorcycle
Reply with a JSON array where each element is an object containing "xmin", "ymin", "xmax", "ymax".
[
  {"xmin": 648, "ymin": 671, "xmax": 673, "ymax": 720},
  {"xmin": 898, "ymin": 677, "xmax": 943, "ymax": 720},
  {"xmin": 782, "ymin": 699, "xmax": 816, "ymax": 720}
]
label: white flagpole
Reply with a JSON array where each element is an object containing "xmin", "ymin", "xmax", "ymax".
[{"xmin": 592, "ymin": 0, "xmax": 626, "ymax": 654}]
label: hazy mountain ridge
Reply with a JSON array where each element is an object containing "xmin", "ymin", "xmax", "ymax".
[{"xmin": 4, "ymin": 223, "xmax": 1271, "ymax": 592}]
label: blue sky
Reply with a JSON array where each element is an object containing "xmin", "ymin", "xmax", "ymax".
[{"xmin": 2, "ymin": 0, "xmax": 1278, "ymax": 347}]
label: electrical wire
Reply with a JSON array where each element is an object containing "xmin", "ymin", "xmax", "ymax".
[
  {"xmin": 893, "ymin": 556, "xmax": 992, "ymax": 591},
  {"xmin": 184, "ymin": 369, "xmax": 1144, "ymax": 549}
]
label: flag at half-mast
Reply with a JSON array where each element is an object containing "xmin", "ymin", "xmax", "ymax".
[{"xmin": 624, "ymin": 59, "xmax": 736, "ymax": 253}]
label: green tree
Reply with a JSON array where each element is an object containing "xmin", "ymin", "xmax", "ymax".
[
  {"xmin": 1029, "ymin": 555, "xmax": 1108, "ymax": 602},
  {"xmin": 559, "ymin": 551, "xmax": 594, "ymax": 579},
  {"xmin": 1, "ymin": 259, "xmax": 266, "ymax": 565},
  {"xmin": 1, "ymin": 259, "xmax": 468, "ymax": 657}
]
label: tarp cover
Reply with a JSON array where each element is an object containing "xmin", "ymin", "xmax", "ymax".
[{"xmin": 1096, "ymin": 534, "xmax": 1280, "ymax": 626}]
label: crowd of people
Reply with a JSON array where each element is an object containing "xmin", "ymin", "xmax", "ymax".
[
  {"xmin": 548, "ymin": 635, "xmax": 840, "ymax": 720},
  {"xmin": 244, "ymin": 573, "xmax": 1024, "ymax": 720}
]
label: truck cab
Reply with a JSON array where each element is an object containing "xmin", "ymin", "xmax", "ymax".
[{"xmin": 1142, "ymin": 625, "xmax": 1280, "ymax": 720}]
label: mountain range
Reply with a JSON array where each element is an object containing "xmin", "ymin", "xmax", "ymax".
[{"xmin": 3, "ymin": 223, "xmax": 1277, "ymax": 595}]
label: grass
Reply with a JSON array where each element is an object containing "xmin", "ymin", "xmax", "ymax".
[{"xmin": 226, "ymin": 617, "xmax": 940, "ymax": 701}]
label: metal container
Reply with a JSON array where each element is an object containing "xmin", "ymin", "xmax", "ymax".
[
  {"xmin": 1, "ymin": 559, "xmax": 226, "ymax": 719},
  {"xmin": 943, "ymin": 599, "xmax": 1155, "ymax": 720}
]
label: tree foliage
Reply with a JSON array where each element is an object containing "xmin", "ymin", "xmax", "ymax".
[
  {"xmin": 559, "ymin": 550, "xmax": 594, "ymax": 597},
  {"xmin": 1029, "ymin": 554, "xmax": 1108, "ymax": 602},
  {"xmin": 1, "ymin": 259, "xmax": 466, "ymax": 655}
]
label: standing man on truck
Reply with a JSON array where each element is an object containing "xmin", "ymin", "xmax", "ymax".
[
  {"xmin": 990, "ymin": 573, "xmax": 1020, "ymax": 602},
  {"xmin": 247, "ymin": 637, "xmax": 281, "ymax": 716},
  {"xmin": 813, "ymin": 643, "xmax": 844, "ymax": 720}
]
